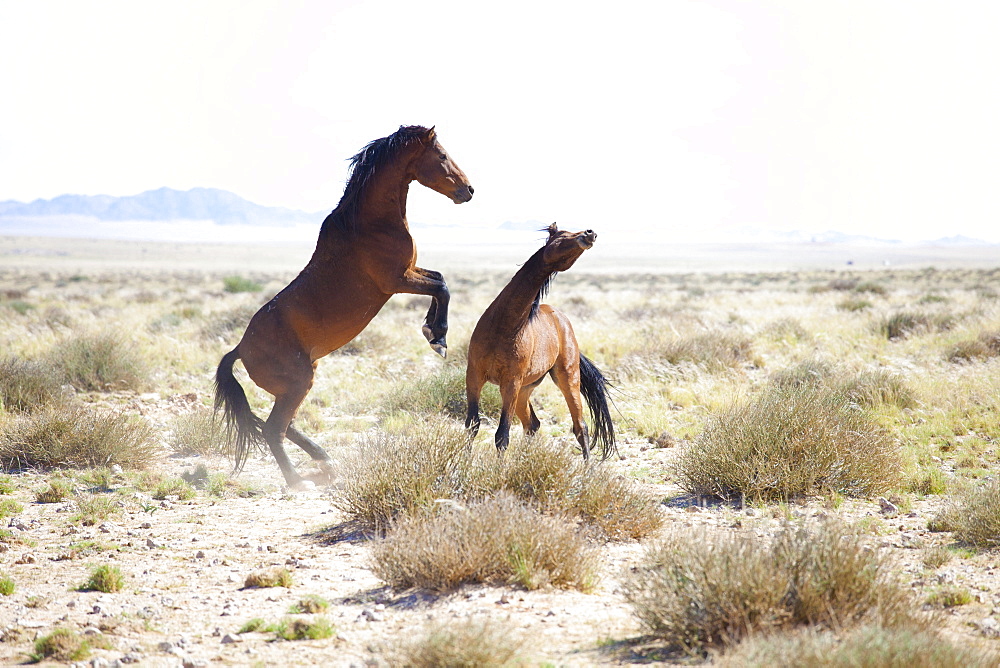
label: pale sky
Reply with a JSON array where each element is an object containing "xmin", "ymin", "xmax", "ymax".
[{"xmin": 1, "ymin": 1, "xmax": 998, "ymax": 243}]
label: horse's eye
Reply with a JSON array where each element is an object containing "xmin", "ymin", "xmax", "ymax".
[{"xmin": 439, "ymin": 154, "xmax": 447, "ymax": 161}]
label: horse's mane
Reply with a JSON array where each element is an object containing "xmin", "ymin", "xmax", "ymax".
[
  {"xmin": 529, "ymin": 272, "xmax": 556, "ymax": 320},
  {"xmin": 319, "ymin": 125, "xmax": 429, "ymax": 238}
]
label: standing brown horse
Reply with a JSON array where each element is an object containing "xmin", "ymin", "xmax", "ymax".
[
  {"xmin": 215, "ymin": 125, "xmax": 473, "ymax": 488},
  {"xmin": 465, "ymin": 224, "xmax": 615, "ymax": 460}
]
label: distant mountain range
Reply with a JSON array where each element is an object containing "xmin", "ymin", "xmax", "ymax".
[
  {"xmin": 0, "ymin": 188, "xmax": 994, "ymax": 246},
  {"xmin": 0, "ymin": 187, "xmax": 322, "ymax": 226}
]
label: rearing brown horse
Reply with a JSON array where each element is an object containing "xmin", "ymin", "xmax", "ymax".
[
  {"xmin": 465, "ymin": 224, "xmax": 615, "ymax": 460},
  {"xmin": 215, "ymin": 125, "xmax": 473, "ymax": 488}
]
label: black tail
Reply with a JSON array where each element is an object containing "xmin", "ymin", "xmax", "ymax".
[
  {"xmin": 579, "ymin": 354, "xmax": 617, "ymax": 460},
  {"xmin": 214, "ymin": 348, "xmax": 266, "ymax": 474}
]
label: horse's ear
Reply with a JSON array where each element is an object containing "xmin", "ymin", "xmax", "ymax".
[
  {"xmin": 547, "ymin": 222, "xmax": 559, "ymax": 238},
  {"xmin": 425, "ymin": 126, "xmax": 437, "ymax": 142}
]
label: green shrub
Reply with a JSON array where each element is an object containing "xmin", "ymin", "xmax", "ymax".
[
  {"xmin": 271, "ymin": 616, "xmax": 335, "ymax": 641},
  {"xmin": 151, "ymin": 477, "xmax": 196, "ymax": 501},
  {"xmin": 622, "ymin": 519, "xmax": 922, "ymax": 653},
  {"xmin": 837, "ymin": 296, "xmax": 873, "ymax": 312},
  {"xmin": 35, "ymin": 478, "xmax": 74, "ymax": 503},
  {"xmin": 0, "ymin": 402, "xmax": 157, "ymax": 471},
  {"xmin": 222, "ymin": 275, "xmax": 263, "ymax": 293},
  {"xmin": 45, "ymin": 331, "xmax": 150, "ymax": 391},
  {"xmin": 0, "ymin": 498, "xmax": 24, "ymax": 518},
  {"xmin": 0, "ymin": 356, "xmax": 62, "ymax": 412},
  {"xmin": 80, "ymin": 564, "xmax": 124, "ymax": 593},
  {"xmin": 372, "ymin": 493, "xmax": 599, "ymax": 592},
  {"xmin": 0, "ymin": 574, "xmax": 14, "ymax": 596},
  {"xmin": 30, "ymin": 628, "xmax": 93, "ymax": 662},
  {"xmin": 676, "ymin": 385, "xmax": 901, "ymax": 502},
  {"xmin": 288, "ymin": 595, "xmax": 329, "ymax": 614}
]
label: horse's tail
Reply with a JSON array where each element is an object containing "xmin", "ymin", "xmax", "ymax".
[
  {"xmin": 578, "ymin": 354, "xmax": 617, "ymax": 460},
  {"xmin": 214, "ymin": 348, "xmax": 266, "ymax": 475}
]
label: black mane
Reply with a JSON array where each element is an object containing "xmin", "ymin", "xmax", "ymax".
[
  {"xmin": 319, "ymin": 125, "xmax": 428, "ymax": 238},
  {"xmin": 529, "ymin": 270, "xmax": 557, "ymax": 320}
]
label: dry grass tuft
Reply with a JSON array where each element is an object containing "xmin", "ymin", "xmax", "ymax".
[
  {"xmin": 874, "ymin": 311, "xmax": 954, "ymax": 340},
  {"xmin": 647, "ymin": 330, "xmax": 756, "ymax": 372},
  {"xmin": 718, "ymin": 625, "xmax": 997, "ymax": 668},
  {"xmin": 0, "ymin": 402, "xmax": 158, "ymax": 472},
  {"xmin": 386, "ymin": 617, "xmax": 526, "ymax": 667},
  {"xmin": 0, "ymin": 356, "xmax": 62, "ymax": 412},
  {"xmin": 372, "ymin": 493, "xmax": 600, "ymax": 592},
  {"xmin": 244, "ymin": 567, "xmax": 293, "ymax": 589},
  {"xmin": 676, "ymin": 384, "xmax": 900, "ymax": 502},
  {"xmin": 383, "ymin": 363, "xmax": 501, "ymax": 419},
  {"xmin": 932, "ymin": 478, "xmax": 1000, "ymax": 548},
  {"xmin": 167, "ymin": 407, "xmax": 226, "ymax": 456},
  {"xmin": 622, "ymin": 519, "xmax": 923, "ymax": 653},
  {"xmin": 947, "ymin": 329, "xmax": 1000, "ymax": 363}
]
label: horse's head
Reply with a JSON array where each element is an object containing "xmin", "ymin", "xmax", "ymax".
[
  {"xmin": 542, "ymin": 223, "xmax": 597, "ymax": 272},
  {"xmin": 411, "ymin": 126, "xmax": 474, "ymax": 204}
]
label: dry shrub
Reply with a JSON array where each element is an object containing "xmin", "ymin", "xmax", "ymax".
[
  {"xmin": 331, "ymin": 422, "xmax": 467, "ymax": 533},
  {"xmin": 387, "ymin": 617, "xmax": 525, "ymax": 667},
  {"xmin": 0, "ymin": 402, "xmax": 158, "ymax": 471},
  {"xmin": 769, "ymin": 361, "xmax": 914, "ymax": 409},
  {"xmin": 932, "ymin": 478, "xmax": 1000, "ymax": 548},
  {"xmin": 45, "ymin": 331, "xmax": 150, "ymax": 391},
  {"xmin": 383, "ymin": 363, "xmax": 501, "ymax": 419},
  {"xmin": 244, "ymin": 567, "xmax": 293, "ymax": 589},
  {"xmin": 759, "ymin": 317, "xmax": 810, "ymax": 343},
  {"xmin": 947, "ymin": 329, "xmax": 1000, "ymax": 363},
  {"xmin": 648, "ymin": 330, "xmax": 755, "ymax": 372},
  {"xmin": 199, "ymin": 303, "xmax": 257, "ymax": 341},
  {"xmin": 622, "ymin": 519, "xmax": 923, "ymax": 653},
  {"xmin": 676, "ymin": 385, "xmax": 901, "ymax": 502},
  {"xmin": 167, "ymin": 407, "xmax": 226, "ymax": 456},
  {"xmin": 333, "ymin": 423, "xmax": 662, "ymax": 539},
  {"xmin": 0, "ymin": 356, "xmax": 62, "ymax": 412},
  {"xmin": 719, "ymin": 625, "xmax": 997, "ymax": 668},
  {"xmin": 874, "ymin": 311, "xmax": 954, "ymax": 340},
  {"xmin": 372, "ymin": 493, "xmax": 599, "ymax": 592}
]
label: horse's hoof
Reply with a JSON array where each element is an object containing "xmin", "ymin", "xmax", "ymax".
[
  {"xmin": 431, "ymin": 342, "xmax": 447, "ymax": 358},
  {"xmin": 286, "ymin": 479, "xmax": 316, "ymax": 492}
]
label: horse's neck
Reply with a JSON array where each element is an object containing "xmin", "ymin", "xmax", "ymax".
[{"xmin": 488, "ymin": 251, "xmax": 552, "ymax": 330}]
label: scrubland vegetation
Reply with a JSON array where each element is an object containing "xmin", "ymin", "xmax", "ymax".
[{"xmin": 1, "ymin": 251, "xmax": 1000, "ymax": 664}]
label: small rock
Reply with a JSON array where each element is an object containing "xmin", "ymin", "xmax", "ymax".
[
  {"xmin": 497, "ymin": 593, "xmax": 510, "ymax": 605},
  {"xmin": 98, "ymin": 522, "xmax": 118, "ymax": 534},
  {"xmin": 979, "ymin": 617, "xmax": 1000, "ymax": 638},
  {"xmin": 146, "ymin": 538, "xmax": 159, "ymax": 549},
  {"xmin": 877, "ymin": 497, "xmax": 898, "ymax": 515},
  {"xmin": 139, "ymin": 522, "xmax": 152, "ymax": 529},
  {"xmin": 221, "ymin": 633, "xmax": 243, "ymax": 644},
  {"xmin": 360, "ymin": 608, "xmax": 384, "ymax": 622},
  {"xmin": 195, "ymin": 550, "xmax": 206, "ymax": 559},
  {"xmin": 15, "ymin": 553, "xmax": 37, "ymax": 564},
  {"xmin": 182, "ymin": 659, "xmax": 208, "ymax": 668}
]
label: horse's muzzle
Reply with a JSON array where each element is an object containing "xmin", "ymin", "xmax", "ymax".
[
  {"xmin": 578, "ymin": 230, "xmax": 597, "ymax": 249},
  {"xmin": 453, "ymin": 185, "xmax": 474, "ymax": 203}
]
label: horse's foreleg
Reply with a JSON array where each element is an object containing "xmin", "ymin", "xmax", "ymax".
[
  {"xmin": 515, "ymin": 385, "xmax": 542, "ymax": 436},
  {"xmin": 551, "ymin": 367, "xmax": 590, "ymax": 460},
  {"xmin": 387, "ymin": 268, "xmax": 450, "ymax": 357},
  {"xmin": 495, "ymin": 380, "xmax": 520, "ymax": 454}
]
